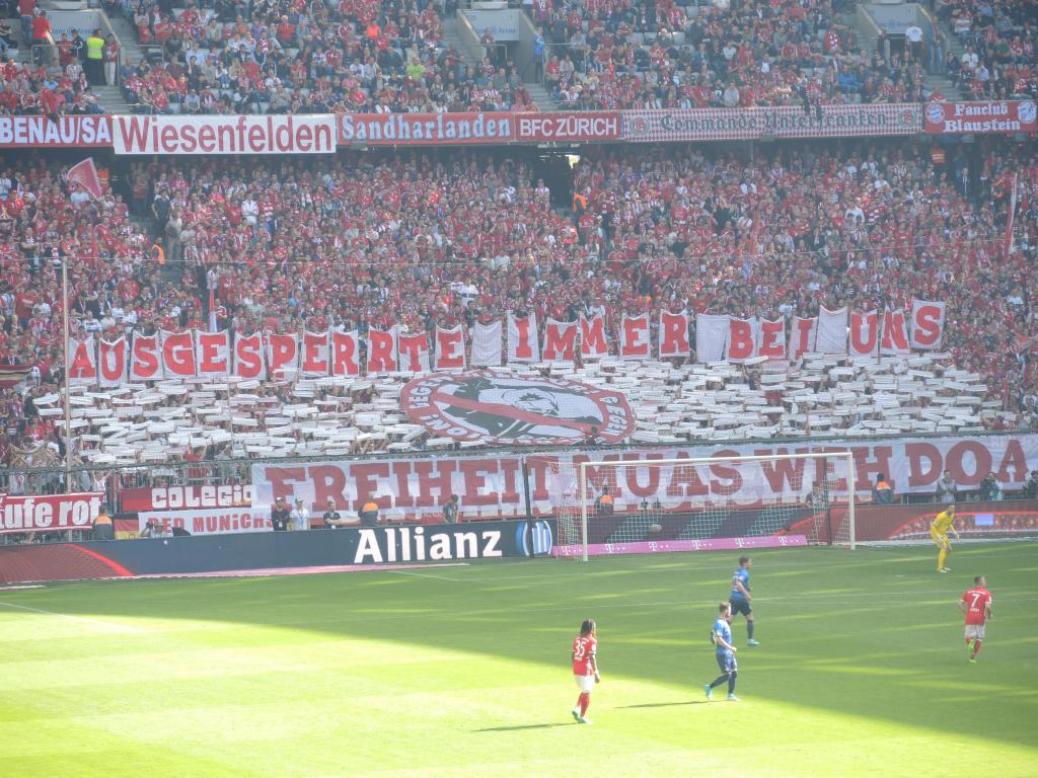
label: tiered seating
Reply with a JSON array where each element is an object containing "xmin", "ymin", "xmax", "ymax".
[
  {"xmin": 124, "ymin": 0, "xmax": 535, "ymax": 113},
  {"xmin": 537, "ymin": 0, "xmax": 925, "ymax": 109},
  {"xmin": 0, "ymin": 60, "xmax": 105, "ymax": 115},
  {"xmin": 939, "ymin": 0, "xmax": 1038, "ymax": 99}
]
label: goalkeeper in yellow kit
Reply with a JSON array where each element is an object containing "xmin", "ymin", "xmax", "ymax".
[{"xmin": 931, "ymin": 504, "xmax": 959, "ymax": 573}]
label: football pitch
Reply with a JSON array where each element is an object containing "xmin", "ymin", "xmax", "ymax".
[{"xmin": 1, "ymin": 544, "xmax": 1036, "ymax": 778}]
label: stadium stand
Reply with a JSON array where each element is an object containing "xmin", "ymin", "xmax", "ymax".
[
  {"xmin": 535, "ymin": 0, "xmax": 928, "ymax": 109},
  {"xmin": 936, "ymin": 0, "xmax": 1038, "ymax": 99},
  {"xmin": 1, "ymin": 136, "xmax": 1035, "ymax": 482},
  {"xmin": 121, "ymin": 0, "xmax": 536, "ymax": 114}
]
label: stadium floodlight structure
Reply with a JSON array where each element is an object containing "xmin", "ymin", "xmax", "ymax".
[{"xmin": 547, "ymin": 452, "xmax": 857, "ymax": 561}]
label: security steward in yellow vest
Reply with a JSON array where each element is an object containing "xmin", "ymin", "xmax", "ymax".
[{"xmin": 85, "ymin": 29, "xmax": 105, "ymax": 85}]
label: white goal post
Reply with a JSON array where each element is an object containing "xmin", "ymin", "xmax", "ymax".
[{"xmin": 551, "ymin": 451, "xmax": 858, "ymax": 561}]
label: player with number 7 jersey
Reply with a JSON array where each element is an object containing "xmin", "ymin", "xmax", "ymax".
[
  {"xmin": 960, "ymin": 576, "xmax": 993, "ymax": 663},
  {"xmin": 571, "ymin": 618, "xmax": 600, "ymax": 724}
]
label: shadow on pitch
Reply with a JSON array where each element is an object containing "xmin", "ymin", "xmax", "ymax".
[
  {"xmin": 474, "ymin": 722, "xmax": 575, "ymax": 732},
  {"xmin": 617, "ymin": 700, "xmax": 710, "ymax": 709}
]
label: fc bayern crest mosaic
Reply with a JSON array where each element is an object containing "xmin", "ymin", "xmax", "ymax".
[{"xmin": 400, "ymin": 371, "xmax": 634, "ymax": 446}]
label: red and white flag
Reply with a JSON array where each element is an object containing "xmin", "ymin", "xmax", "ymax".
[{"xmin": 66, "ymin": 157, "xmax": 103, "ymax": 199}]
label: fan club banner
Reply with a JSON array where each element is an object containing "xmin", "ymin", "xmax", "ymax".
[
  {"xmin": 112, "ymin": 114, "xmax": 337, "ymax": 155},
  {"xmin": 120, "ymin": 485, "xmax": 253, "ymax": 513},
  {"xmin": 924, "ymin": 100, "xmax": 1037, "ymax": 135},
  {"xmin": 251, "ymin": 433, "xmax": 1038, "ymax": 517},
  {"xmin": 0, "ymin": 115, "xmax": 111, "ymax": 147},
  {"xmin": 67, "ymin": 304, "xmax": 945, "ymax": 384},
  {"xmin": 623, "ymin": 103, "xmax": 920, "ymax": 143},
  {"xmin": 0, "ymin": 106, "xmax": 954, "ymax": 149},
  {"xmin": 0, "ymin": 492, "xmax": 105, "ymax": 534},
  {"xmin": 138, "ymin": 507, "xmax": 272, "ymax": 536}
]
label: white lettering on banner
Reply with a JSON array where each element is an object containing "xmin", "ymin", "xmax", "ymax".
[
  {"xmin": 517, "ymin": 112, "xmax": 621, "ymax": 141},
  {"xmin": 113, "ymin": 115, "xmax": 336, "ymax": 155},
  {"xmin": 352, "ymin": 526, "xmax": 503, "ymax": 564},
  {"xmin": 251, "ymin": 435, "xmax": 1038, "ymax": 516},
  {"xmin": 340, "ymin": 112, "xmax": 513, "ymax": 144},
  {"xmin": 138, "ymin": 507, "xmax": 270, "ymax": 536},
  {"xmin": 0, "ymin": 493, "xmax": 103, "ymax": 534},
  {"xmin": 153, "ymin": 485, "xmax": 251, "ymax": 510},
  {"xmin": 0, "ymin": 115, "xmax": 111, "ymax": 147},
  {"xmin": 625, "ymin": 104, "xmax": 921, "ymax": 142}
]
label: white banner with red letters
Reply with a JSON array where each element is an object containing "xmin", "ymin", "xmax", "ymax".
[
  {"xmin": 399, "ymin": 331, "xmax": 431, "ymax": 373},
  {"xmin": 433, "ymin": 326, "xmax": 466, "ymax": 370},
  {"xmin": 911, "ymin": 300, "xmax": 945, "ymax": 350},
  {"xmin": 366, "ymin": 327, "xmax": 399, "ymax": 374},
  {"xmin": 658, "ymin": 312, "xmax": 691, "ymax": 359},
  {"xmin": 251, "ymin": 434, "xmax": 1038, "ymax": 517},
  {"xmin": 579, "ymin": 315, "xmax": 610, "ymax": 359},
  {"xmin": 623, "ymin": 103, "xmax": 920, "ymax": 143},
  {"xmin": 543, "ymin": 319, "xmax": 578, "ymax": 361},
  {"xmin": 138, "ymin": 507, "xmax": 272, "ymax": 536},
  {"xmin": 849, "ymin": 310, "xmax": 879, "ymax": 358},
  {"xmin": 620, "ymin": 314, "xmax": 651, "ymax": 359},
  {"xmin": 0, "ymin": 493, "xmax": 104, "ymax": 534},
  {"xmin": 790, "ymin": 317, "xmax": 818, "ymax": 360},
  {"xmin": 67, "ymin": 304, "xmax": 947, "ymax": 386},
  {"xmin": 881, "ymin": 309, "xmax": 911, "ymax": 355},
  {"xmin": 113, "ymin": 114, "xmax": 337, "ymax": 155},
  {"xmin": 507, "ymin": 313, "xmax": 540, "ymax": 363}
]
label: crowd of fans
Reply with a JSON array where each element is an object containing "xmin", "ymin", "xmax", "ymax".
[
  {"xmin": 939, "ymin": 0, "xmax": 1038, "ymax": 100},
  {"xmin": 118, "ymin": 0, "xmax": 534, "ymax": 114},
  {"xmin": 0, "ymin": 58, "xmax": 105, "ymax": 116},
  {"xmin": 533, "ymin": 0, "xmax": 931, "ymax": 110},
  {"xmin": 1, "ymin": 138, "xmax": 1036, "ymax": 481}
]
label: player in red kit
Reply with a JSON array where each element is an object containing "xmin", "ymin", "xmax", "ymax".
[
  {"xmin": 571, "ymin": 618, "xmax": 600, "ymax": 724},
  {"xmin": 960, "ymin": 576, "xmax": 993, "ymax": 664}
]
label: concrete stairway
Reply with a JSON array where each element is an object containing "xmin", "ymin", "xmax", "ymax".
[{"xmin": 525, "ymin": 82, "xmax": 556, "ymax": 111}]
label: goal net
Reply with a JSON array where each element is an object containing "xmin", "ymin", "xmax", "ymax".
[{"xmin": 538, "ymin": 452, "xmax": 856, "ymax": 561}]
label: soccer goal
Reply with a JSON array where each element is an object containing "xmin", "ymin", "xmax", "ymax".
[{"xmin": 545, "ymin": 452, "xmax": 857, "ymax": 561}]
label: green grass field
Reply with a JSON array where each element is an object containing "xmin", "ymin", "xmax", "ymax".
[{"xmin": 1, "ymin": 543, "xmax": 1036, "ymax": 777}]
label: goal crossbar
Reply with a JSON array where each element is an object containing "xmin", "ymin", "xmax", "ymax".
[{"xmin": 575, "ymin": 452, "xmax": 857, "ymax": 561}]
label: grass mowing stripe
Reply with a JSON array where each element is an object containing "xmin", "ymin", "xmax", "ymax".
[{"xmin": 0, "ymin": 543, "xmax": 1035, "ymax": 777}]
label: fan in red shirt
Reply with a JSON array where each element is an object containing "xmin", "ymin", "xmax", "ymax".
[
  {"xmin": 960, "ymin": 576, "xmax": 993, "ymax": 664},
  {"xmin": 570, "ymin": 618, "xmax": 600, "ymax": 724}
]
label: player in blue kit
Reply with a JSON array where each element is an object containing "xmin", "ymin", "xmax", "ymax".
[
  {"xmin": 729, "ymin": 555, "xmax": 760, "ymax": 646},
  {"xmin": 705, "ymin": 602, "xmax": 739, "ymax": 701}
]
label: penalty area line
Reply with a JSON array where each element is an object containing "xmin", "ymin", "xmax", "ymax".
[{"xmin": 0, "ymin": 601, "xmax": 145, "ymax": 634}]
